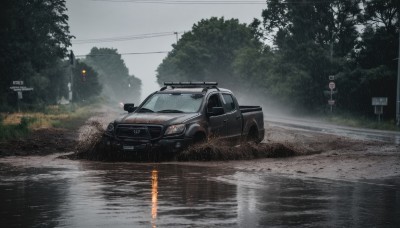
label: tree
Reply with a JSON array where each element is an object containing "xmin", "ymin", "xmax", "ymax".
[
  {"xmin": 338, "ymin": 0, "xmax": 399, "ymax": 118},
  {"xmin": 0, "ymin": 0, "xmax": 73, "ymax": 107},
  {"xmin": 85, "ymin": 47, "xmax": 142, "ymax": 104},
  {"xmin": 72, "ymin": 61, "xmax": 102, "ymax": 102},
  {"xmin": 156, "ymin": 17, "xmax": 262, "ymax": 91},
  {"xmin": 257, "ymin": 0, "xmax": 362, "ymax": 111},
  {"xmin": 362, "ymin": 0, "xmax": 399, "ymax": 34}
]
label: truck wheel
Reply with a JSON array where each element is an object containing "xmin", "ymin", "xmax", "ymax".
[
  {"xmin": 247, "ymin": 126, "xmax": 261, "ymax": 143},
  {"xmin": 193, "ymin": 132, "xmax": 206, "ymax": 144}
]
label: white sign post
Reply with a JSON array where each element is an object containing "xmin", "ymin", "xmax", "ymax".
[
  {"xmin": 372, "ymin": 97, "xmax": 388, "ymax": 123},
  {"xmin": 9, "ymin": 81, "xmax": 34, "ymax": 112},
  {"xmin": 328, "ymin": 82, "xmax": 336, "ymax": 112}
]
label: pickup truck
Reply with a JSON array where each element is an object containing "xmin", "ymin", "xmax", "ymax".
[{"xmin": 104, "ymin": 82, "xmax": 264, "ymax": 153}]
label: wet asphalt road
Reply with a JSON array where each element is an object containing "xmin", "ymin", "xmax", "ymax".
[
  {"xmin": 1, "ymin": 160, "xmax": 399, "ymax": 227},
  {"xmin": 265, "ymin": 115, "xmax": 400, "ymax": 145}
]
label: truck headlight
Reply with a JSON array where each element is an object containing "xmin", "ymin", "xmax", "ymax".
[
  {"xmin": 106, "ymin": 123, "xmax": 114, "ymax": 132},
  {"xmin": 164, "ymin": 124, "xmax": 185, "ymax": 136}
]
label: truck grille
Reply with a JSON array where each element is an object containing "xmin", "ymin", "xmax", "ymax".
[
  {"xmin": 148, "ymin": 126, "xmax": 163, "ymax": 139},
  {"xmin": 116, "ymin": 125, "xmax": 163, "ymax": 140}
]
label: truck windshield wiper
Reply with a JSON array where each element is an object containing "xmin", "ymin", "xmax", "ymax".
[
  {"xmin": 157, "ymin": 109, "xmax": 184, "ymax": 113},
  {"xmin": 137, "ymin": 108, "xmax": 154, "ymax": 113}
]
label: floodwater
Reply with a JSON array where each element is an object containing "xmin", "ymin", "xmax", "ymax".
[{"xmin": 0, "ymin": 157, "xmax": 399, "ymax": 227}]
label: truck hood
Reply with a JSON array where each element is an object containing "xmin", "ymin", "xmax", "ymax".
[{"xmin": 115, "ymin": 112, "xmax": 199, "ymax": 125}]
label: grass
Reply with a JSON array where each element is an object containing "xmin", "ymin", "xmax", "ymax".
[
  {"xmin": 323, "ymin": 113, "xmax": 398, "ymax": 131},
  {"xmin": 0, "ymin": 104, "xmax": 96, "ymax": 141},
  {"xmin": 0, "ymin": 117, "xmax": 32, "ymax": 141}
]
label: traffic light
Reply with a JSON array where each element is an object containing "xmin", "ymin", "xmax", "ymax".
[{"xmin": 81, "ymin": 69, "xmax": 86, "ymax": 81}]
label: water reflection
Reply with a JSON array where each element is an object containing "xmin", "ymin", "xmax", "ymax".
[
  {"xmin": 0, "ymin": 161, "xmax": 399, "ymax": 227},
  {"xmin": 151, "ymin": 169, "xmax": 158, "ymax": 228}
]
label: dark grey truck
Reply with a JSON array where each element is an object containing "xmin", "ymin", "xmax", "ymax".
[{"xmin": 104, "ymin": 82, "xmax": 264, "ymax": 152}]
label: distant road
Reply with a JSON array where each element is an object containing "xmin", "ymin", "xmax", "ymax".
[{"xmin": 264, "ymin": 115, "xmax": 400, "ymax": 145}]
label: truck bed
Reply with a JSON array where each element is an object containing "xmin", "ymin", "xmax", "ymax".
[{"xmin": 239, "ymin": 106, "xmax": 262, "ymax": 113}]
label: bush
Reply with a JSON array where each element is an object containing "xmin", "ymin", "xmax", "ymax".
[{"xmin": 0, "ymin": 117, "xmax": 31, "ymax": 141}]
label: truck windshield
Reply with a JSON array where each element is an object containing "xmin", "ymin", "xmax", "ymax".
[{"xmin": 138, "ymin": 93, "xmax": 204, "ymax": 113}]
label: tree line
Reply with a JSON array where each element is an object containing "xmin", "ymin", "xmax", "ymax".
[
  {"xmin": 0, "ymin": 0, "xmax": 141, "ymax": 111},
  {"xmin": 157, "ymin": 0, "xmax": 399, "ymax": 119},
  {"xmin": 0, "ymin": 0, "xmax": 397, "ymax": 118}
]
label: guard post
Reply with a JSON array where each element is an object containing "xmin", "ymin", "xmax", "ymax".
[{"xmin": 372, "ymin": 97, "xmax": 388, "ymax": 123}]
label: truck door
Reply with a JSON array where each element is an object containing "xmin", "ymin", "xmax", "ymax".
[
  {"xmin": 207, "ymin": 93, "xmax": 227, "ymax": 137},
  {"xmin": 222, "ymin": 93, "xmax": 242, "ymax": 140}
]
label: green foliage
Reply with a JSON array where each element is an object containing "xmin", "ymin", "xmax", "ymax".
[
  {"xmin": 0, "ymin": 0, "xmax": 73, "ymax": 109},
  {"xmin": 0, "ymin": 117, "xmax": 31, "ymax": 141},
  {"xmin": 85, "ymin": 48, "xmax": 142, "ymax": 104},
  {"xmin": 257, "ymin": 0, "xmax": 362, "ymax": 110},
  {"xmin": 362, "ymin": 0, "xmax": 399, "ymax": 34},
  {"xmin": 324, "ymin": 111, "xmax": 398, "ymax": 131},
  {"xmin": 337, "ymin": 0, "xmax": 399, "ymax": 118},
  {"xmin": 72, "ymin": 61, "xmax": 102, "ymax": 102},
  {"xmin": 253, "ymin": 0, "xmax": 398, "ymax": 117},
  {"xmin": 157, "ymin": 17, "xmax": 262, "ymax": 91},
  {"xmin": 155, "ymin": 1, "xmax": 398, "ymax": 121}
]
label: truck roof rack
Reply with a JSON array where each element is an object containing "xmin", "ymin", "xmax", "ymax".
[{"xmin": 160, "ymin": 82, "xmax": 219, "ymax": 91}]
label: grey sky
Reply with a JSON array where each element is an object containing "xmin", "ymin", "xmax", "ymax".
[{"xmin": 66, "ymin": 0, "xmax": 265, "ymax": 99}]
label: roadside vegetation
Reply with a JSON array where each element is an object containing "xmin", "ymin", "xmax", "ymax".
[
  {"xmin": 0, "ymin": 104, "xmax": 96, "ymax": 141},
  {"xmin": 0, "ymin": 117, "xmax": 31, "ymax": 141},
  {"xmin": 323, "ymin": 113, "xmax": 398, "ymax": 131}
]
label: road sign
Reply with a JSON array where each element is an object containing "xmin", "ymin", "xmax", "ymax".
[
  {"xmin": 9, "ymin": 86, "xmax": 34, "ymax": 92},
  {"xmin": 328, "ymin": 100, "xmax": 335, "ymax": 105},
  {"xmin": 372, "ymin": 97, "xmax": 388, "ymax": 106},
  {"xmin": 329, "ymin": 75, "xmax": 335, "ymax": 81},
  {"xmin": 329, "ymin": 82, "xmax": 335, "ymax": 90},
  {"xmin": 13, "ymin": 81, "xmax": 24, "ymax": 85}
]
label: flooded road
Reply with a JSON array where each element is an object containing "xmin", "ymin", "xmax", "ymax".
[{"xmin": 1, "ymin": 157, "xmax": 399, "ymax": 227}]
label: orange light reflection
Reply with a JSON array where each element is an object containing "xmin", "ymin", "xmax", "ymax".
[{"xmin": 151, "ymin": 169, "xmax": 158, "ymax": 228}]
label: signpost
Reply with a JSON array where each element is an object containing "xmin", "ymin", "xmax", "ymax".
[
  {"xmin": 328, "ymin": 80, "xmax": 336, "ymax": 113},
  {"xmin": 9, "ymin": 81, "xmax": 34, "ymax": 112},
  {"xmin": 372, "ymin": 97, "xmax": 388, "ymax": 123},
  {"xmin": 329, "ymin": 82, "xmax": 335, "ymax": 90}
]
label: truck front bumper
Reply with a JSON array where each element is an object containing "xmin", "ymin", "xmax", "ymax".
[{"xmin": 103, "ymin": 135, "xmax": 193, "ymax": 153}]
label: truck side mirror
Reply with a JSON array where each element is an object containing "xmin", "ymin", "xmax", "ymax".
[
  {"xmin": 124, "ymin": 103, "xmax": 136, "ymax": 113},
  {"xmin": 209, "ymin": 107, "xmax": 224, "ymax": 116}
]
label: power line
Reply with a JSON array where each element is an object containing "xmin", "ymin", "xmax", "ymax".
[
  {"xmin": 75, "ymin": 51, "xmax": 170, "ymax": 57},
  {"xmin": 92, "ymin": 0, "xmax": 335, "ymax": 5},
  {"xmin": 72, "ymin": 31, "xmax": 184, "ymax": 44},
  {"xmin": 93, "ymin": 0, "xmax": 266, "ymax": 4}
]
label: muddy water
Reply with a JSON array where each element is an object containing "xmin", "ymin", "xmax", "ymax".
[{"xmin": 0, "ymin": 158, "xmax": 399, "ymax": 227}]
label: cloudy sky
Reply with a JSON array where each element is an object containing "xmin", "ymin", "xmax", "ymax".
[{"xmin": 66, "ymin": 0, "xmax": 265, "ymax": 99}]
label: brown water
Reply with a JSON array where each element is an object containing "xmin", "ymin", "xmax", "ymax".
[{"xmin": 0, "ymin": 158, "xmax": 399, "ymax": 227}]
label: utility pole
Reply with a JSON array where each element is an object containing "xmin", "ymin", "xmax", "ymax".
[
  {"xmin": 174, "ymin": 32, "xmax": 178, "ymax": 44},
  {"xmin": 396, "ymin": 28, "xmax": 400, "ymax": 127},
  {"xmin": 69, "ymin": 50, "xmax": 75, "ymax": 105}
]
